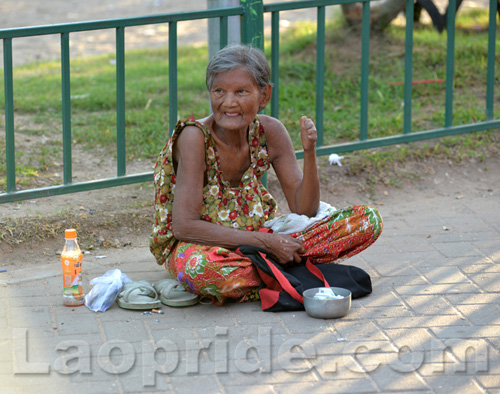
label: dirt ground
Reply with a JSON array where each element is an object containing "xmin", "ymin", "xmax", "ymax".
[
  {"xmin": 1, "ymin": 150, "xmax": 498, "ymax": 267},
  {"xmin": 0, "ymin": 0, "xmax": 498, "ymax": 267}
]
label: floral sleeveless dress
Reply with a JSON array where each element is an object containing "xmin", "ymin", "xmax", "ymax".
[
  {"xmin": 150, "ymin": 117, "xmax": 384, "ymax": 305},
  {"xmin": 150, "ymin": 117, "xmax": 276, "ymax": 259}
]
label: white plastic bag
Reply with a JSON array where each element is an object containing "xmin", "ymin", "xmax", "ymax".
[
  {"xmin": 84, "ymin": 269, "xmax": 132, "ymax": 312},
  {"xmin": 328, "ymin": 153, "xmax": 344, "ymax": 166}
]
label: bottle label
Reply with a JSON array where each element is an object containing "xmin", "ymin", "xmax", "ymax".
[{"xmin": 61, "ymin": 250, "xmax": 84, "ymax": 305}]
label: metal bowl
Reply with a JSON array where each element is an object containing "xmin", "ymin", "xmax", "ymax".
[{"xmin": 303, "ymin": 287, "xmax": 352, "ymax": 319}]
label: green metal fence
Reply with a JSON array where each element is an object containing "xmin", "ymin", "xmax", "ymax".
[{"xmin": 1, "ymin": 0, "xmax": 498, "ymax": 203}]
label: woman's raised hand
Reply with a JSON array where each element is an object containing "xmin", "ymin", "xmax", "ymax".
[{"xmin": 300, "ymin": 115, "xmax": 317, "ymax": 152}]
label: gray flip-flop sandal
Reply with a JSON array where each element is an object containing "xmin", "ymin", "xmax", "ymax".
[
  {"xmin": 154, "ymin": 279, "xmax": 199, "ymax": 307},
  {"xmin": 116, "ymin": 280, "xmax": 162, "ymax": 310}
]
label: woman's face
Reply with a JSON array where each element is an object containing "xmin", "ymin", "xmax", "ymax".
[{"xmin": 209, "ymin": 67, "xmax": 271, "ymax": 133}]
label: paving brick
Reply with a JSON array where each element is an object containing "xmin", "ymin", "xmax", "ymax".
[
  {"xmin": 466, "ymin": 273, "xmax": 500, "ymax": 292},
  {"xmin": 382, "ymin": 328, "xmax": 442, "ymax": 351},
  {"xmin": 423, "ymin": 376, "xmax": 486, "ymax": 393},
  {"xmin": 230, "ymin": 304, "xmax": 284, "ymax": 327},
  {"xmin": 0, "ymin": 339, "xmax": 13, "ymax": 363},
  {"xmin": 0, "ymin": 360, "xmax": 13, "ymax": 375},
  {"xmin": 330, "ymin": 320, "xmax": 385, "ymax": 342},
  {"xmin": 149, "ymin": 327, "xmax": 197, "ymax": 345},
  {"xmin": 358, "ymin": 291, "xmax": 405, "ymax": 308},
  {"xmin": 431, "ymin": 325, "xmax": 500, "ymax": 339},
  {"xmin": 54, "ymin": 313, "xmax": 101, "ymax": 336},
  {"xmin": 431, "ymin": 242, "xmax": 484, "ymax": 258},
  {"xmin": 455, "ymin": 304, "xmax": 500, "ymax": 326},
  {"xmin": 272, "ymin": 378, "xmax": 379, "ymax": 393},
  {"xmin": 475, "ymin": 372, "xmax": 500, "ymax": 389},
  {"xmin": 225, "ymin": 384, "xmax": 275, "ymax": 394},
  {"xmin": 444, "ymin": 292, "xmax": 500, "ymax": 305},
  {"xmin": 370, "ymin": 263, "xmax": 424, "ymax": 279},
  {"xmin": 8, "ymin": 295, "xmax": 61, "ymax": 308},
  {"xmin": 348, "ymin": 304, "xmax": 415, "ymax": 320},
  {"xmin": 278, "ymin": 312, "xmax": 333, "ymax": 334},
  {"xmin": 416, "ymin": 265, "xmax": 472, "ymax": 284},
  {"xmin": 9, "ymin": 306, "xmax": 53, "ymax": 329},
  {"xmin": 402, "ymin": 295, "xmax": 457, "ymax": 315},
  {"xmin": 391, "ymin": 237, "xmax": 436, "ymax": 254},
  {"xmin": 17, "ymin": 379, "xmax": 121, "ymax": 394},
  {"xmin": 461, "ymin": 263, "xmax": 500, "ymax": 274},
  {"xmin": 375, "ymin": 315, "xmax": 470, "ymax": 329},
  {"xmin": 375, "ymin": 366, "xmax": 432, "ymax": 391},
  {"xmin": 168, "ymin": 375, "xmax": 222, "ymax": 394},
  {"xmin": 393, "ymin": 282, "xmax": 480, "ymax": 296},
  {"xmin": 101, "ymin": 319, "xmax": 149, "ymax": 343},
  {"xmin": 216, "ymin": 368, "xmax": 319, "ymax": 386}
]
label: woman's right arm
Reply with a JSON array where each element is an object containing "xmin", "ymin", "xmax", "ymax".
[{"xmin": 170, "ymin": 126, "xmax": 304, "ymax": 264}]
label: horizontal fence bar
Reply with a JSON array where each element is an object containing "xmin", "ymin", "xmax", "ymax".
[
  {"xmin": 0, "ymin": 0, "xmax": 372, "ymax": 40},
  {"xmin": 0, "ymin": 8, "xmax": 244, "ymax": 39},
  {"xmin": 0, "ymin": 173, "xmax": 153, "ymax": 204},
  {"xmin": 264, "ymin": 0, "xmax": 370, "ymax": 12},
  {"xmin": 296, "ymin": 120, "xmax": 500, "ymax": 159}
]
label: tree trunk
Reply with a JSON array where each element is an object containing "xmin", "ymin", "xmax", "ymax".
[{"xmin": 341, "ymin": 0, "xmax": 407, "ymax": 31}]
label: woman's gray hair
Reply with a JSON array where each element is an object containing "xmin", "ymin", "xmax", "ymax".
[{"xmin": 206, "ymin": 44, "xmax": 271, "ymax": 91}]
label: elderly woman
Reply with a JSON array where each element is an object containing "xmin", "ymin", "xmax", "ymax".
[{"xmin": 150, "ymin": 44, "xmax": 382, "ymax": 306}]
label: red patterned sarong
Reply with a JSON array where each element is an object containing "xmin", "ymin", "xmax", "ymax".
[{"xmin": 167, "ymin": 205, "xmax": 382, "ymax": 305}]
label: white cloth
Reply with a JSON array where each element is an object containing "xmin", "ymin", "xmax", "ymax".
[{"xmin": 264, "ymin": 201, "xmax": 336, "ymax": 234}]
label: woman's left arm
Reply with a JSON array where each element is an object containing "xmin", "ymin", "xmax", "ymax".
[{"xmin": 263, "ymin": 115, "xmax": 320, "ymax": 217}]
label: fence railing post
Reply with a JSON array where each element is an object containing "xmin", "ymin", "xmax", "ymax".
[
  {"xmin": 485, "ymin": 0, "xmax": 497, "ymax": 120},
  {"xmin": 444, "ymin": 0, "xmax": 457, "ymax": 128},
  {"xmin": 3, "ymin": 38, "xmax": 16, "ymax": 193},
  {"xmin": 316, "ymin": 6, "xmax": 326, "ymax": 147},
  {"xmin": 359, "ymin": 0, "xmax": 370, "ymax": 141},
  {"xmin": 61, "ymin": 32, "xmax": 73, "ymax": 185},
  {"xmin": 168, "ymin": 21, "xmax": 178, "ymax": 135},
  {"xmin": 240, "ymin": 0, "xmax": 264, "ymax": 49},
  {"xmin": 116, "ymin": 26, "xmax": 126, "ymax": 177},
  {"xmin": 403, "ymin": 0, "xmax": 414, "ymax": 135}
]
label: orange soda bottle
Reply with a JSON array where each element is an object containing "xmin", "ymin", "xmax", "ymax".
[{"xmin": 61, "ymin": 229, "xmax": 84, "ymax": 306}]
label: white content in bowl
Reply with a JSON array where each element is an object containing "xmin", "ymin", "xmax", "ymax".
[{"xmin": 313, "ymin": 287, "xmax": 344, "ymax": 300}]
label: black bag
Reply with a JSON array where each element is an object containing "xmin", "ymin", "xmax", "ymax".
[{"xmin": 236, "ymin": 245, "xmax": 372, "ymax": 312}]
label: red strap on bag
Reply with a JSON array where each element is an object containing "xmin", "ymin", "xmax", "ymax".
[
  {"xmin": 305, "ymin": 258, "xmax": 330, "ymax": 287},
  {"xmin": 258, "ymin": 252, "xmax": 304, "ymax": 304}
]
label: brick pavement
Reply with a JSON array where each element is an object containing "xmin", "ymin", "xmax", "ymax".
[{"xmin": 1, "ymin": 185, "xmax": 499, "ymax": 394}]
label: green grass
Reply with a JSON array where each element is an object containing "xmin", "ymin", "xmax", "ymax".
[{"xmin": 0, "ymin": 8, "xmax": 499, "ymax": 189}]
